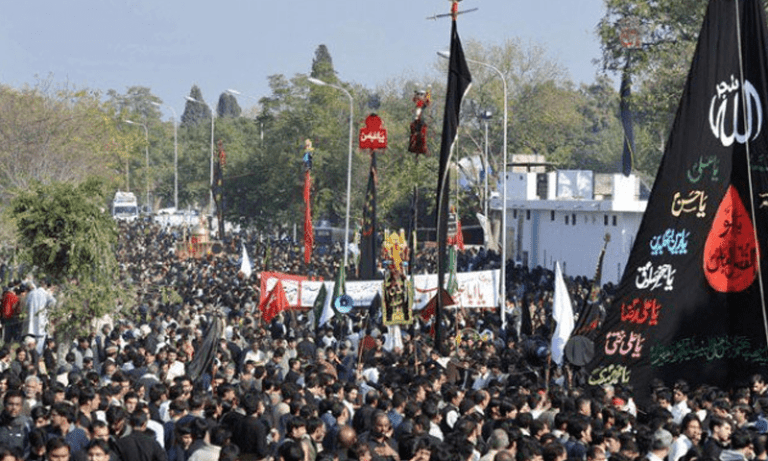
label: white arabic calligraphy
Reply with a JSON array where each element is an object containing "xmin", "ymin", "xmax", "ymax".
[
  {"xmin": 635, "ymin": 261, "xmax": 676, "ymax": 291},
  {"xmin": 360, "ymin": 131, "xmax": 386, "ymax": 144},
  {"xmin": 709, "ymin": 76, "xmax": 763, "ymax": 146}
]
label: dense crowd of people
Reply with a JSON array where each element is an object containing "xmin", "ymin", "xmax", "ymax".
[{"xmin": 0, "ymin": 219, "xmax": 762, "ymax": 461}]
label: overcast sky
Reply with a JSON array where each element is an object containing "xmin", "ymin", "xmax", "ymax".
[{"xmin": 0, "ymin": 0, "xmax": 607, "ymax": 119}]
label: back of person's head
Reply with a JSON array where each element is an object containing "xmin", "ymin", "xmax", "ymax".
[
  {"xmin": 211, "ymin": 427, "xmax": 232, "ymax": 447},
  {"xmin": 190, "ymin": 417, "xmax": 208, "ymax": 440},
  {"xmin": 106, "ymin": 405, "xmax": 127, "ymax": 425},
  {"xmin": 488, "ymin": 428, "xmax": 510, "ymax": 450},
  {"xmin": 365, "ymin": 389, "xmax": 379, "ymax": 405},
  {"xmin": 129, "ymin": 410, "xmax": 148, "ymax": 429},
  {"xmin": 543, "ymin": 441, "xmax": 566, "ymax": 461},
  {"xmin": 278, "ymin": 440, "xmax": 305, "ymax": 461},
  {"xmin": 422, "ymin": 399, "xmax": 439, "ymax": 420},
  {"xmin": 516, "ymin": 412, "xmax": 533, "ymax": 429},
  {"xmin": 730, "ymin": 429, "xmax": 752, "ymax": 450},
  {"xmin": 51, "ymin": 402, "xmax": 76, "ymax": 423},
  {"xmin": 517, "ymin": 438, "xmax": 543, "ymax": 461},
  {"xmin": 567, "ymin": 416, "xmax": 589, "ymax": 439},
  {"xmin": 242, "ymin": 392, "xmax": 262, "ymax": 416}
]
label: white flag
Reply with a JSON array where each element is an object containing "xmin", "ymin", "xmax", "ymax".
[
  {"xmin": 319, "ymin": 286, "xmax": 335, "ymax": 327},
  {"xmin": 551, "ymin": 261, "xmax": 574, "ymax": 366},
  {"xmin": 240, "ymin": 244, "xmax": 252, "ymax": 278}
]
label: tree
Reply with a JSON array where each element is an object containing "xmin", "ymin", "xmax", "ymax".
[
  {"xmin": 311, "ymin": 44, "xmax": 337, "ymax": 83},
  {"xmin": 106, "ymin": 86, "xmax": 162, "ymax": 121},
  {"xmin": 0, "ymin": 82, "xmax": 134, "ymax": 204},
  {"xmin": 11, "ymin": 178, "xmax": 133, "ymax": 339},
  {"xmin": 596, "ymin": 0, "xmax": 712, "ymax": 151},
  {"xmin": 181, "ymin": 85, "xmax": 212, "ymax": 127},
  {"xmin": 217, "ymin": 92, "xmax": 242, "ymax": 118}
]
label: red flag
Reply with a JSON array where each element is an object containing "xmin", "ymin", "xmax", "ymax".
[
  {"xmin": 259, "ymin": 280, "xmax": 289, "ymax": 323},
  {"xmin": 304, "ymin": 170, "xmax": 313, "ymax": 264},
  {"xmin": 420, "ymin": 288, "xmax": 455, "ymax": 323},
  {"xmin": 446, "ymin": 218, "xmax": 465, "ymax": 251}
]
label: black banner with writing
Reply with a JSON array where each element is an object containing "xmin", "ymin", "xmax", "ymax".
[{"xmin": 587, "ymin": 0, "xmax": 768, "ymax": 402}]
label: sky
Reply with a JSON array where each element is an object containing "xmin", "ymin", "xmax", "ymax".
[{"xmin": 0, "ymin": 0, "xmax": 607, "ymax": 120}]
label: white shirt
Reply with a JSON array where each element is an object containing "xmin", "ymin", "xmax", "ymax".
[
  {"xmin": 672, "ymin": 400, "xmax": 691, "ymax": 425},
  {"xmin": 669, "ymin": 434, "xmax": 694, "ymax": 461}
]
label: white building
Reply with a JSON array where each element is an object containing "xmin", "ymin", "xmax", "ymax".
[{"xmin": 490, "ymin": 168, "xmax": 648, "ymax": 285}]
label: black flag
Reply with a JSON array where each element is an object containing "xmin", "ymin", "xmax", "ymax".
[
  {"xmin": 435, "ymin": 18, "xmax": 471, "ymax": 353},
  {"xmin": 360, "ymin": 152, "xmax": 377, "ymax": 280},
  {"xmin": 588, "ymin": 0, "xmax": 768, "ymax": 403},
  {"xmin": 620, "ymin": 62, "xmax": 635, "ymax": 177}
]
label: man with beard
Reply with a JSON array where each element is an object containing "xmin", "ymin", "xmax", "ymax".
[{"xmin": 357, "ymin": 411, "xmax": 399, "ymax": 461}]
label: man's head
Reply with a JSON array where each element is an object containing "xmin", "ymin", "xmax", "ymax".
[
  {"xmin": 91, "ymin": 420, "xmax": 110, "ymax": 441},
  {"xmin": 2, "ymin": 390, "xmax": 23, "ymax": 418},
  {"xmin": 681, "ymin": 413, "xmax": 702, "ymax": 444},
  {"xmin": 371, "ymin": 411, "xmax": 392, "ymax": 440},
  {"xmin": 673, "ymin": 381, "xmax": 689, "ymax": 404},
  {"xmin": 710, "ymin": 416, "xmax": 733, "ymax": 443},
  {"xmin": 731, "ymin": 429, "xmax": 754, "ymax": 456},
  {"xmin": 46, "ymin": 437, "xmax": 71, "ymax": 461},
  {"xmin": 752, "ymin": 374, "xmax": 767, "ymax": 396},
  {"xmin": 650, "ymin": 429, "xmax": 673, "ymax": 454}
]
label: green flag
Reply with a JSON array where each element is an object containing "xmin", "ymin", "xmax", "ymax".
[{"xmin": 313, "ymin": 283, "xmax": 328, "ymax": 330}]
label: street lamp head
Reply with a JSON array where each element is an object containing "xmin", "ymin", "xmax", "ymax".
[
  {"xmin": 185, "ymin": 96, "xmax": 200, "ymax": 103},
  {"xmin": 437, "ymin": 50, "xmax": 450, "ymax": 59},
  {"xmin": 307, "ymin": 77, "xmax": 328, "ymax": 87},
  {"xmin": 226, "ymin": 89, "xmax": 241, "ymax": 95}
]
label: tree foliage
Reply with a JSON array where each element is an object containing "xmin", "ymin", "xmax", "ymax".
[
  {"xmin": 217, "ymin": 92, "xmax": 242, "ymax": 118},
  {"xmin": 11, "ymin": 178, "xmax": 133, "ymax": 337},
  {"xmin": 181, "ymin": 85, "xmax": 212, "ymax": 127},
  {"xmin": 0, "ymin": 83, "xmax": 132, "ymax": 203}
]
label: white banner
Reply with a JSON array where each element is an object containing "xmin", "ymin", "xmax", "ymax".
[{"xmin": 264, "ymin": 270, "xmax": 500, "ymax": 309}]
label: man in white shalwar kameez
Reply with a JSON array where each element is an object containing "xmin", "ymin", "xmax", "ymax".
[{"xmin": 25, "ymin": 282, "xmax": 55, "ymax": 354}]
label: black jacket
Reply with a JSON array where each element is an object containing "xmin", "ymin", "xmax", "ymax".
[{"xmin": 113, "ymin": 429, "xmax": 167, "ymax": 461}]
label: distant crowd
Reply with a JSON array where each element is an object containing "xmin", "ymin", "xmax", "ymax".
[{"xmin": 0, "ymin": 219, "xmax": 760, "ymax": 461}]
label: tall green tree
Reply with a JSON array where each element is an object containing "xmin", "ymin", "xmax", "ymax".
[
  {"xmin": 11, "ymin": 178, "xmax": 133, "ymax": 338},
  {"xmin": 310, "ymin": 44, "xmax": 337, "ymax": 82},
  {"xmin": 217, "ymin": 92, "xmax": 242, "ymax": 118},
  {"xmin": 181, "ymin": 85, "xmax": 212, "ymax": 127}
]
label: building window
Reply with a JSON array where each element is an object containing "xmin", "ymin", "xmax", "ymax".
[
  {"xmin": 551, "ymin": 210, "xmax": 555, "ymax": 221},
  {"xmin": 513, "ymin": 209, "xmax": 517, "ymax": 219},
  {"xmin": 572, "ymin": 213, "xmax": 576, "ymax": 226},
  {"xmin": 604, "ymin": 215, "xmax": 609, "ymax": 226},
  {"xmin": 526, "ymin": 210, "xmax": 531, "ymax": 220},
  {"xmin": 612, "ymin": 215, "xmax": 618, "ymax": 226},
  {"xmin": 565, "ymin": 215, "xmax": 569, "ymax": 225}
]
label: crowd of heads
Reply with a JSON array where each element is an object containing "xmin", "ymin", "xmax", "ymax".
[{"xmin": 0, "ymin": 220, "xmax": 761, "ymax": 461}]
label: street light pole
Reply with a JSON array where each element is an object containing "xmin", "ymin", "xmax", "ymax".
[
  {"xmin": 439, "ymin": 51, "xmax": 508, "ymax": 329},
  {"xmin": 152, "ymin": 102, "xmax": 178, "ymax": 210},
  {"xmin": 307, "ymin": 77, "xmax": 354, "ymax": 272},
  {"xmin": 125, "ymin": 120, "xmax": 150, "ymax": 212},
  {"xmin": 185, "ymin": 97, "xmax": 215, "ymax": 216},
  {"xmin": 479, "ymin": 109, "xmax": 492, "ymax": 221}
]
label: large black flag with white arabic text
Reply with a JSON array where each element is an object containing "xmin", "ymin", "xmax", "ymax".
[{"xmin": 587, "ymin": 0, "xmax": 768, "ymax": 402}]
